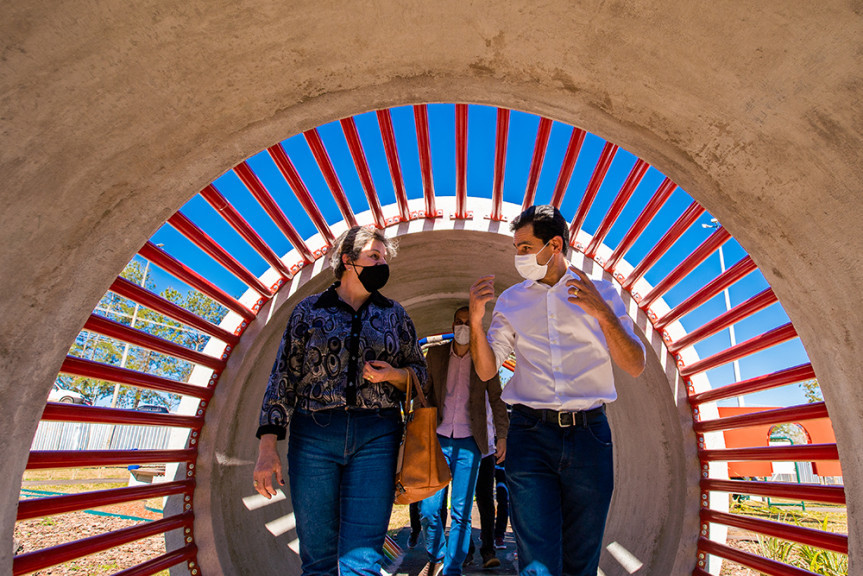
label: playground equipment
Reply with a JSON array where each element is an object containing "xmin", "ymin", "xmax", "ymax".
[{"xmin": 2, "ymin": 4, "xmax": 859, "ymax": 576}]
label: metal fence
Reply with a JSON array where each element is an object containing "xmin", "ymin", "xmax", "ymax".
[{"xmin": 31, "ymin": 420, "xmax": 173, "ymax": 451}]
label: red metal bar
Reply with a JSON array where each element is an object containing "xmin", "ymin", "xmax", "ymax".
[
  {"xmin": 303, "ymin": 128, "xmax": 358, "ymax": 229},
  {"xmin": 17, "ymin": 479, "xmax": 194, "ymax": 521},
  {"xmin": 167, "ymin": 212, "xmax": 273, "ymax": 298},
  {"xmin": 585, "ymin": 159, "xmax": 649, "ymax": 258},
  {"xmin": 604, "ymin": 177, "xmax": 676, "ymax": 272},
  {"xmin": 693, "ymin": 568, "xmax": 711, "ymax": 576},
  {"xmin": 27, "ymin": 449, "xmax": 197, "ymax": 469},
  {"xmin": 268, "ymin": 142, "xmax": 337, "ymax": 245},
  {"xmin": 522, "ymin": 117, "xmax": 553, "ymax": 210},
  {"xmin": 700, "ymin": 443, "xmax": 839, "ymax": 462},
  {"xmin": 549, "ymin": 127, "xmax": 586, "ymax": 209},
  {"xmin": 489, "ymin": 108, "xmax": 510, "ymax": 221},
  {"xmin": 109, "ymin": 277, "xmax": 239, "ymax": 347},
  {"xmin": 639, "ymin": 227, "xmax": 732, "ymax": 309},
  {"xmin": 199, "ymin": 184, "xmax": 294, "ymax": 279},
  {"xmin": 690, "ymin": 364, "xmax": 815, "ymax": 405},
  {"xmin": 702, "ymin": 478, "xmax": 846, "ymax": 505},
  {"xmin": 668, "ymin": 288, "xmax": 777, "ymax": 353},
  {"xmin": 139, "ymin": 241, "xmax": 255, "ymax": 322},
  {"xmin": 621, "ymin": 201, "xmax": 705, "ymax": 290},
  {"xmin": 84, "ymin": 314, "xmax": 226, "ymax": 371},
  {"xmin": 377, "ymin": 109, "xmax": 411, "ymax": 222},
  {"xmin": 41, "ymin": 402, "xmax": 203, "ymax": 428},
  {"xmin": 112, "ymin": 545, "xmax": 197, "ymax": 576},
  {"xmin": 12, "ymin": 512, "xmax": 193, "ymax": 576},
  {"xmin": 698, "ymin": 537, "xmax": 818, "ymax": 576},
  {"xmin": 702, "ymin": 509, "xmax": 847, "ymax": 554},
  {"xmin": 679, "ymin": 322, "xmax": 796, "ymax": 377},
  {"xmin": 340, "ymin": 117, "xmax": 386, "ymax": 229},
  {"xmin": 234, "ymin": 162, "xmax": 315, "ymax": 263},
  {"xmin": 60, "ymin": 356, "xmax": 214, "ymax": 401},
  {"xmin": 413, "ymin": 105, "xmax": 438, "ymax": 218},
  {"xmin": 568, "ymin": 141, "xmax": 618, "ymax": 244},
  {"xmin": 655, "ymin": 256, "xmax": 757, "ymax": 330},
  {"xmin": 694, "ymin": 402, "xmax": 829, "ymax": 434},
  {"xmin": 454, "ymin": 103, "xmax": 470, "ymax": 218}
]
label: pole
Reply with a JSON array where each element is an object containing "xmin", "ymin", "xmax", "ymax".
[
  {"xmin": 702, "ymin": 219, "xmax": 744, "ymax": 407},
  {"xmin": 717, "ymin": 244, "xmax": 744, "ymax": 406},
  {"xmin": 110, "ymin": 259, "xmax": 150, "ymax": 408}
]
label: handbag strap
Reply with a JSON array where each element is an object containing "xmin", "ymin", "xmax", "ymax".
[{"xmin": 404, "ymin": 367, "xmax": 428, "ymax": 413}]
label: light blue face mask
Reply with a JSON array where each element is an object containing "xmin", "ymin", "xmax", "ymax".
[{"xmin": 514, "ymin": 239, "xmax": 553, "ymax": 281}]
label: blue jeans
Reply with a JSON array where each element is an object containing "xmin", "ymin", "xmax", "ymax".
[
  {"xmin": 288, "ymin": 408, "xmax": 402, "ymax": 576},
  {"xmin": 420, "ymin": 435, "xmax": 482, "ymax": 575},
  {"xmin": 505, "ymin": 409, "xmax": 614, "ymax": 576}
]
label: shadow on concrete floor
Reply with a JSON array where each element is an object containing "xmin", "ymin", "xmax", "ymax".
[{"xmin": 388, "ymin": 527, "xmax": 518, "ymax": 576}]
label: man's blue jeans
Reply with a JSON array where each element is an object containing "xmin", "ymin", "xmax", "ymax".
[
  {"xmin": 288, "ymin": 408, "xmax": 402, "ymax": 576},
  {"xmin": 505, "ymin": 409, "xmax": 614, "ymax": 576},
  {"xmin": 420, "ymin": 435, "xmax": 482, "ymax": 575}
]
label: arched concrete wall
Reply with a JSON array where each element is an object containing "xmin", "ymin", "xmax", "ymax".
[{"xmin": 2, "ymin": 2, "xmax": 861, "ymax": 574}]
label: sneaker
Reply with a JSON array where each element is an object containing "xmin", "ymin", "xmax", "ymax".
[
  {"xmin": 408, "ymin": 532, "xmax": 419, "ymax": 549},
  {"xmin": 494, "ymin": 536, "xmax": 505, "ymax": 549},
  {"xmin": 481, "ymin": 550, "xmax": 501, "ymax": 568}
]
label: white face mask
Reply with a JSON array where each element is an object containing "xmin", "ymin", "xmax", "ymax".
[
  {"xmin": 514, "ymin": 240, "xmax": 553, "ymax": 281},
  {"xmin": 452, "ymin": 325, "xmax": 470, "ymax": 345}
]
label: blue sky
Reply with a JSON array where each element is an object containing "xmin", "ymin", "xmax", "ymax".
[{"xmin": 138, "ymin": 103, "xmax": 809, "ymax": 408}]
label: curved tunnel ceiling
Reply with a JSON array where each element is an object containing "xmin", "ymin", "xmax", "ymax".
[{"xmin": 21, "ymin": 104, "xmax": 842, "ymax": 576}]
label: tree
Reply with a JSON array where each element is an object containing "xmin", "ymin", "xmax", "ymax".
[
  {"xmin": 800, "ymin": 378, "xmax": 822, "ymax": 403},
  {"xmin": 56, "ymin": 261, "xmax": 229, "ymax": 410}
]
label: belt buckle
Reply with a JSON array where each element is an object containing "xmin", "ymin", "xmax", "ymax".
[{"xmin": 557, "ymin": 411, "xmax": 574, "ymax": 427}]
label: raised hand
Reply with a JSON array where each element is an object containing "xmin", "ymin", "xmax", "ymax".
[
  {"xmin": 565, "ymin": 266, "xmax": 614, "ymax": 323},
  {"xmin": 469, "ymin": 275, "xmax": 496, "ymax": 324}
]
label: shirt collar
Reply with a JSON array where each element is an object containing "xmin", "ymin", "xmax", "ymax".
[
  {"xmin": 313, "ymin": 282, "xmax": 394, "ymax": 310},
  {"xmin": 523, "ymin": 264, "xmax": 574, "ymax": 290},
  {"xmin": 448, "ymin": 341, "xmax": 471, "ymax": 359}
]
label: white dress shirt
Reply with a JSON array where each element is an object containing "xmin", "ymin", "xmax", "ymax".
[{"xmin": 487, "ymin": 267, "xmax": 644, "ymax": 412}]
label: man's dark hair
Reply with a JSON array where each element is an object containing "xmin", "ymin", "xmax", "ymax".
[
  {"xmin": 510, "ymin": 205, "xmax": 569, "ymax": 257},
  {"xmin": 453, "ymin": 305, "xmax": 469, "ymax": 321}
]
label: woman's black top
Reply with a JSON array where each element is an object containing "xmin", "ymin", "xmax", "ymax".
[{"xmin": 257, "ymin": 283, "xmax": 428, "ymax": 440}]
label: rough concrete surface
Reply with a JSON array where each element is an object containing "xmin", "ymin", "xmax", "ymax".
[{"xmin": 2, "ymin": 2, "xmax": 861, "ymax": 575}]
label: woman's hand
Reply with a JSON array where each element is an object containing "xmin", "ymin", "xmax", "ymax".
[
  {"xmin": 253, "ymin": 435, "xmax": 284, "ymax": 499},
  {"xmin": 363, "ymin": 360, "xmax": 408, "ymax": 391}
]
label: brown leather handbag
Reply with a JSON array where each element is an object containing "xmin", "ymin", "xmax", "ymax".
[{"xmin": 394, "ymin": 368, "xmax": 451, "ymax": 505}]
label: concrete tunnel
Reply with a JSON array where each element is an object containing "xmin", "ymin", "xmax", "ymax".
[{"xmin": 2, "ymin": 2, "xmax": 861, "ymax": 575}]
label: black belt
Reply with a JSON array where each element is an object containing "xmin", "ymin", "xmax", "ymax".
[{"xmin": 513, "ymin": 403, "xmax": 605, "ymax": 428}]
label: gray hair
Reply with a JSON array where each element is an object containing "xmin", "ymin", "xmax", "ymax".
[{"xmin": 330, "ymin": 226, "xmax": 398, "ymax": 279}]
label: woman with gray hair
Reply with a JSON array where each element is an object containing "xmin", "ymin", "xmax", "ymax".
[{"xmin": 253, "ymin": 225, "xmax": 428, "ymax": 576}]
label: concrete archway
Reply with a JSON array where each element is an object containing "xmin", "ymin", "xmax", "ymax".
[{"xmin": 2, "ymin": 2, "xmax": 861, "ymax": 574}]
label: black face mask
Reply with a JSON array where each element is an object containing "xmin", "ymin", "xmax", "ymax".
[{"xmin": 351, "ymin": 262, "xmax": 390, "ymax": 293}]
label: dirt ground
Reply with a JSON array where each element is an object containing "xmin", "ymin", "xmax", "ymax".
[{"xmin": 16, "ymin": 474, "xmax": 169, "ymax": 576}]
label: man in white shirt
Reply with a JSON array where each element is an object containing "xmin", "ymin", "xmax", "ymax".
[{"xmin": 469, "ymin": 205, "xmax": 646, "ymax": 576}]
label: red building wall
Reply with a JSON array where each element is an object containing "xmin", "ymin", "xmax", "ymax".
[{"xmin": 717, "ymin": 407, "xmax": 842, "ymax": 478}]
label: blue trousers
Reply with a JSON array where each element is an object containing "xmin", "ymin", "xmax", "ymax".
[
  {"xmin": 420, "ymin": 435, "xmax": 482, "ymax": 575},
  {"xmin": 288, "ymin": 408, "xmax": 402, "ymax": 576},
  {"xmin": 505, "ymin": 409, "xmax": 614, "ymax": 576}
]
